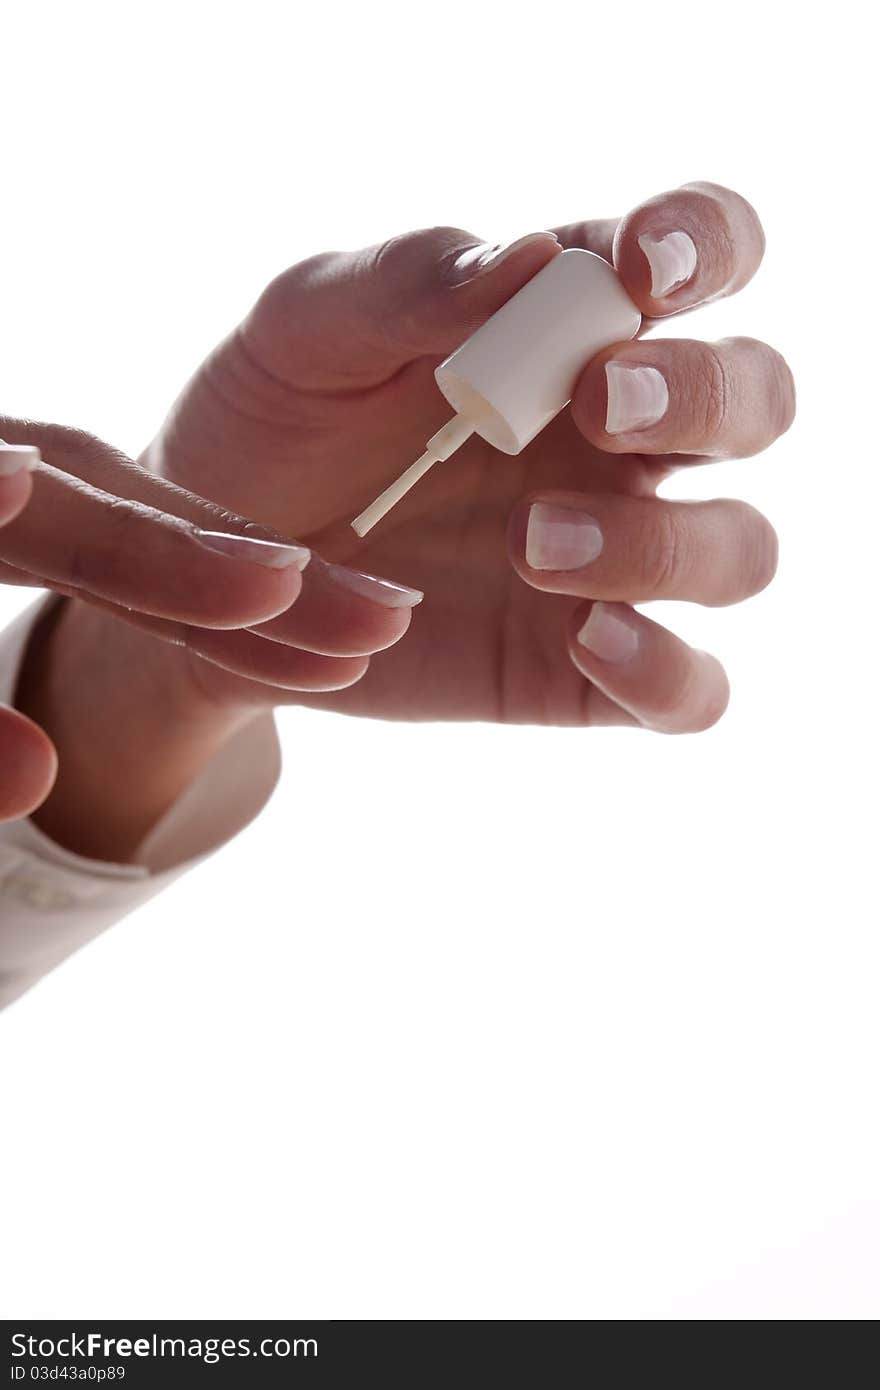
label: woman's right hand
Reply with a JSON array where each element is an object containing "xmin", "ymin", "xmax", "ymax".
[{"xmin": 0, "ymin": 422, "xmax": 420, "ymax": 834}]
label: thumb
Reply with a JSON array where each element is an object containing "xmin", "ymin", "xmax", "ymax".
[{"xmin": 243, "ymin": 227, "xmax": 561, "ymax": 391}]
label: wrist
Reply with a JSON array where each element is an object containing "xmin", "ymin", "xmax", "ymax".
[{"xmin": 15, "ymin": 597, "xmax": 250, "ymax": 862}]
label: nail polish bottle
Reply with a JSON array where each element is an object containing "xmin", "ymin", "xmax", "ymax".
[{"xmin": 352, "ymin": 249, "xmax": 641, "ymax": 535}]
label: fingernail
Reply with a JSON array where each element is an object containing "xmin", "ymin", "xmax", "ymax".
[
  {"xmin": 324, "ymin": 561, "xmax": 423, "ymax": 608},
  {"xmin": 450, "ymin": 232, "xmax": 560, "ymax": 284},
  {"xmin": 638, "ymin": 230, "xmax": 697, "ymax": 298},
  {"xmin": 577, "ymin": 603, "xmax": 639, "ymax": 663},
  {"xmin": 525, "ymin": 502, "xmax": 603, "ymax": 571},
  {"xmin": 194, "ymin": 529, "xmax": 311, "ymax": 570},
  {"xmin": 0, "ymin": 443, "xmax": 40, "ymax": 477},
  {"xmin": 605, "ymin": 363, "xmax": 668, "ymax": 434}
]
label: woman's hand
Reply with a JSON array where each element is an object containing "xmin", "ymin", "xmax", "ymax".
[
  {"xmin": 145, "ymin": 180, "xmax": 793, "ymax": 732},
  {"xmin": 2, "ymin": 422, "xmax": 421, "ymax": 850}
]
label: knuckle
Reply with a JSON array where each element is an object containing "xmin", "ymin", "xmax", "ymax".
[
  {"xmin": 1, "ymin": 422, "xmax": 98, "ymax": 471},
  {"xmin": 371, "ymin": 226, "xmax": 475, "ymax": 297},
  {"xmin": 34, "ymin": 423, "xmax": 128, "ymax": 484},
  {"xmin": 253, "ymin": 251, "xmax": 345, "ymax": 323},
  {"xmin": 43, "ymin": 423, "xmax": 97, "ymax": 459},
  {"xmin": 368, "ymin": 225, "xmax": 475, "ymax": 349},
  {"xmin": 368, "ymin": 231, "xmax": 414, "ymax": 283},
  {"xmin": 374, "ymin": 225, "xmax": 471, "ymax": 268},
  {"xmin": 68, "ymin": 496, "xmax": 143, "ymax": 590},
  {"xmin": 692, "ymin": 343, "xmax": 729, "ymax": 448},
  {"xmin": 637, "ymin": 505, "xmax": 691, "ymax": 595}
]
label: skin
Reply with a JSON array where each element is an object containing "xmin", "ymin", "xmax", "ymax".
[
  {"xmin": 12, "ymin": 181, "xmax": 795, "ymax": 859},
  {"xmin": 0, "ymin": 464, "xmax": 57, "ymax": 820},
  {"xmin": 0, "ymin": 430, "xmax": 415, "ymax": 843}
]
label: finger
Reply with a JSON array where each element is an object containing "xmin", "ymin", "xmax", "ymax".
[
  {"xmin": 1, "ymin": 422, "xmax": 423, "ymax": 656},
  {"xmin": 242, "ymin": 227, "xmax": 563, "ymax": 388},
  {"xmin": 552, "ymin": 183, "xmax": 765, "ymax": 318},
  {"xmin": 567, "ymin": 601, "xmax": 730, "ymax": 734},
  {"xmin": 1, "ymin": 465, "xmax": 309, "ymax": 628},
  {"xmin": 510, "ymin": 492, "xmax": 778, "ymax": 607},
  {"xmin": 0, "ymin": 443, "xmax": 37, "ymax": 526},
  {"xmin": 182, "ymin": 628, "xmax": 370, "ymax": 692},
  {"xmin": 1, "ymin": 415, "xmax": 315, "ymax": 542},
  {"xmin": 612, "ymin": 181, "xmax": 765, "ymax": 317},
  {"xmin": 572, "ymin": 336, "xmax": 796, "ymax": 458},
  {"xmin": 0, "ymin": 551, "xmax": 419, "ymax": 678},
  {"xmin": 0, "ymin": 584, "xmax": 368, "ymax": 703},
  {"xmin": 0, "ymin": 705, "xmax": 58, "ymax": 820},
  {"xmin": 1, "ymin": 430, "xmax": 422, "ymax": 659},
  {"xmin": 250, "ymin": 556, "xmax": 422, "ymax": 656},
  {"xmin": 245, "ymin": 185, "xmax": 761, "ymax": 394},
  {"xmin": 0, "ymin": 429, "xmax": 310, "ymax": 628},
  {"xmin": 1, "ymin": 423, "xmax": 424, "ymax": 656}
]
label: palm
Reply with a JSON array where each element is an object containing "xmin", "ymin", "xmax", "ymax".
[{"xmin": 150, "ymin": 255, "xmax": 652, "ymax": 723}]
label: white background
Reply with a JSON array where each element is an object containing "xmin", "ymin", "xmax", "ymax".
[{"xmin": 1, "ymin": 0, "xmax": 877, "ymax": 1320}]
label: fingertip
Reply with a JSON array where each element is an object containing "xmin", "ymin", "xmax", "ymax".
[
  {"xmin": 0, "ymin": 708, "xmax": 58, "ymax": 821},
  {"xmin": 688, "ymin": 651, "xmax": 731, "ymax": 731},
  {"xmin": 613, "ymin": 182, "xmax": 766, "ymax": 316},
  {"xmin": 566, "ymin": 602, "xmax": 731, "ymax": 735},
  {"xmin": 251, "ymin": 558, "xmax": 421, "ymax": 656},
  {"xmin": 717, "ymin": 498, "xmax": 780, "ymax": 604},
  {"xmin": 253, "ymin": 600, "xmax": 413, "ymax": 658},
  {"xmin": 183, "ymin": 627, "xmax": 372, "ymax": 693},
  {"xmin": 358, "ymin": 603, "xmax": 414, "ymax": 656},
  {"xmin": 186, "ymin": 552, "xmax": 306, "ymax": 629},
  {"xmin": 0, "ymin": 466, "xmax": 34, "ymax": 527},
  {"xmin": 339, "ymin": 602, "xmax": 414, "ymax": 658}
]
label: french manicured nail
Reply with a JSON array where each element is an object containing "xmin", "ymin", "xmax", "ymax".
[
  {"xmin": 194, "ymin": 529, "xmax": 311, "ymax": 570},
  {"xmin": 638, "ymin": 230, "xmax": 697, "ymax": 298},
  {"xmin": 525, "ymin": 502, "xmax": 603, "ymax": 571},
  {"xmin": 577, "ymin": 603, "xmax": 639, "ymax": 662},
  {"xmin": 605, "ymin": 363, "xmax": 668, "ymax": 434},
  {"xmin": 0, "ymin": 443, "xmax": 40, "ymax": 477},
  {"xmin": 451, "ymin": 232, "xmax": 560, "ymax": 284},
  {"xmin": 324, "ymin": 562, "xmax": 423, "ymax": 608}
]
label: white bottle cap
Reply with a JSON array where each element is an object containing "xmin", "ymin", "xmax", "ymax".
[
  {"xmin": 436, "ymin": 249, "xmax": 641, "ymax": 453},
  {"xmin": 352, "ymin": 249, "xmax": 641, "ymax": 535}
]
